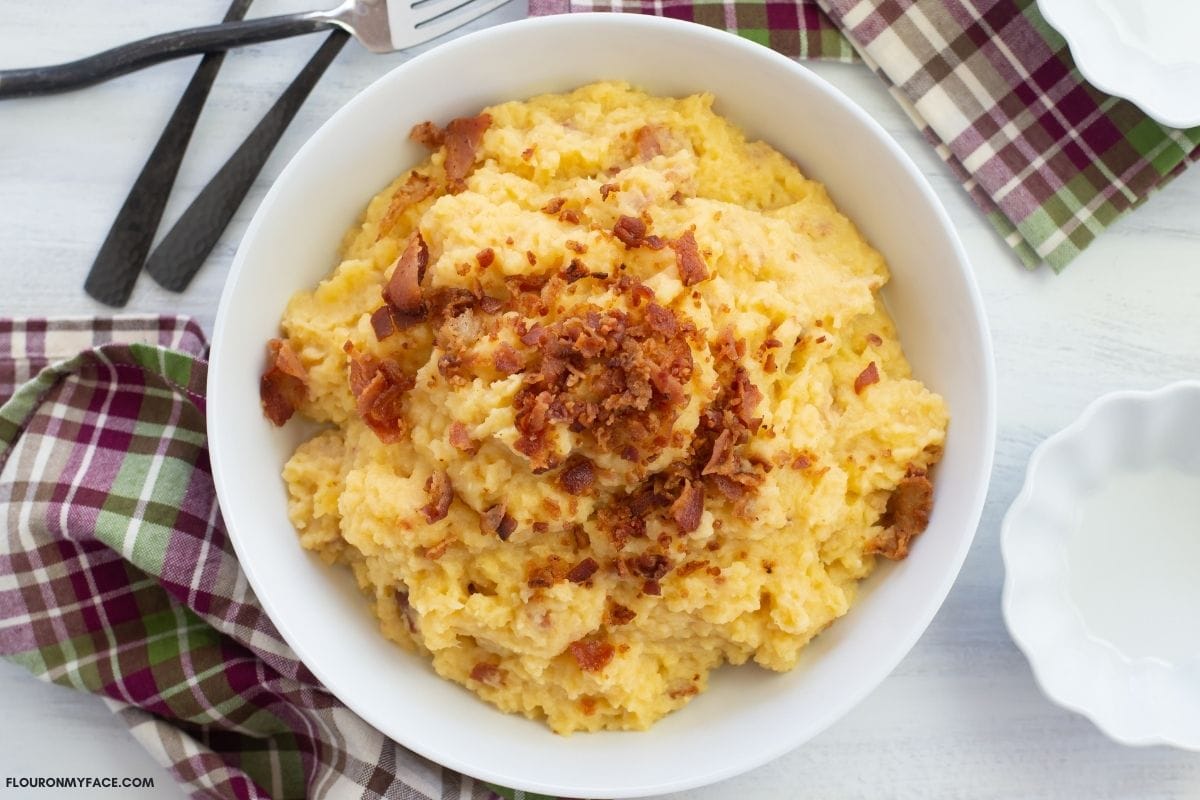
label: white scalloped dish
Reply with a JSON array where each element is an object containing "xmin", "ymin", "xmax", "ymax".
[
  {"xmin": 1039, "ymin": 0, "xmax": 1200, "ymax": 129},
  {"xmin": 1003, "ymin": 381, "xmax": 1200, "ymax": 749}
]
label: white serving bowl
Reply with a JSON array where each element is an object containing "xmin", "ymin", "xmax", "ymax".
[
  {"xmin": 1002, "ymin": 381, "xmax": 1200, "ymax": 750},
  {"xmin": 209, "ymin": 14, "xmax": 995, "ymax": 797}
]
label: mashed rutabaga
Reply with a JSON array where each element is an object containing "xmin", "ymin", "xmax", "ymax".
[{"xmin": 260, "ymin": 82, "xmax": 948, "ymax": 734}]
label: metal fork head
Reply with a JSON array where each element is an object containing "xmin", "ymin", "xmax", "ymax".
[{"xmin": 317, "ymin": 0, "xmax": 514, "ymax": 54}]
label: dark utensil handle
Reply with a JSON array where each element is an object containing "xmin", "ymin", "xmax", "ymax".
[
  {"xmin": 84, "ymin": 0, "xmax": 256, "ymax": 307},
  {"xmin": 145, "ymin": 31, "xmax": 350, "ymax": 292},
  {"xmin": 0, "ymin": 14, "xmax": 337, "ymax": 98}
]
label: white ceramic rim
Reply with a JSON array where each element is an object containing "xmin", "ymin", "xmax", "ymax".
[
  {"xmin": 209, "ymin": 14, "xmax": 997, "ymax": 796},
  {"xmin": 1039, "ymin": 0, "xmax": 1200, "ymax": 129},
  {"xmin": 1001, "ymin": 380, "xmax": 1200, "ymax": 750}
]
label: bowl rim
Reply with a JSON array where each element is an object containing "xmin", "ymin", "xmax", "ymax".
[
  {"xmin": 209, "ymin": 12, "xmax": 997, "ymax": 796},
  {"xmin": 1001, "ymin": 379, "xmax": 1200, "ymax": 750}
]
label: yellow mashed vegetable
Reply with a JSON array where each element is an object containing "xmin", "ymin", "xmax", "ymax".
[{"xmin": 273, "ymin": 81, "xmax": 948, "ymax": 734}]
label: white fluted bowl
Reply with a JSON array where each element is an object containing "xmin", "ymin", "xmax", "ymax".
[{"xmin": 1003, "ymin": 381, "xmax": 1200, "ymax": 749}]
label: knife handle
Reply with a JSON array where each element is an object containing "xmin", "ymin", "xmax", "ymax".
[
  {"xmin": 0, "ymin": 14, "xmax": 336, "ymax": 98},
  {"xmin": 84, "ymin": 0, "xmax": 256, "ymax": 307},
  {"xmin": 145, "ymin": 31, "xmax": 350, "ymax": 293}
]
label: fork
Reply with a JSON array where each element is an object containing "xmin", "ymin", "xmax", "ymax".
[{"xmin": 0, "ymin": 0, "xmax": 510, "ymax": 98}]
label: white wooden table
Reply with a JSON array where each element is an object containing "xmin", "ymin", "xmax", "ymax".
[{"xmin": 2, "ymin": 2, "xmax": 1199, "ymax": 797}]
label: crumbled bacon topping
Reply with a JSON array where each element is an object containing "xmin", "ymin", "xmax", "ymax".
[
  {"xmin": 729, "ymin": 367, "xmax": 763, "ymax": 429},
  {"xmin": 528, "ymin": 555, "xmax": 569, "ymax": 588},
  {"xmin": 541, "ymin": 197, "xmax": 566, "ymax": 214},
  {"xmin": 369, "ymin": 307, "xmax": 399, "ymax": 341},
  {"xmin": 613, "ymin": 215, "xmax": 647, "ymax": 249},
  {"xmin": 349, "ymin": 353, "xmax": 415, "ymax": 443},
  {"xmin": 448, "ymin": 421, "xmax": 477, "ymax": 454},
  {"xmin": 482, "ymin": 504, "xmax": 517, "ymax": 540},
  {"xmin": 568, "ymin": 638, "xmax": 615, "ymax": 672},
  {"xmin": 605, "ymin": 601, "xmax": 636, "ymax": 626},
  {"xmin": 562, "ymin": 259, "xmax": 589, "ymax": 283},
  {"xmin": 443, "ymin": 113, "xmax": 491, "ymax": 193},
  {"xmin": 642, "ymin": 579, "xmax": 662, "ymax": 596},
  {"xmin": 671, "ymin": 229, "xmax": 709, "ymax": 286},
  {"xmin": 634, "ymin": 125, "xmax": 665, "ymax": 161},
  {"xmin": 260, "ymin": 339, "xmax": 307, "ymax": 426},
  {"xmin": 868, "ymin": 469, "xmax": 934, "ymax": 559},
  {"xmin": 409, "ymin": 120, "xmax": 444, "ymax": 149},
  {"xmin": 866, "ymin": 333, "xmax": 883, "ymax": 347},
  {"xmin": 670, "ymin": 480, "xmax": 704, "ymax": 532},
  {"xmin": 421, "ymin": 470, "xmax": 454, "ymax": 523},
  {"xmin": 599, "ymin": 183, "xmax": 618, "ymax": 201},
  {"xmin": 376, "ymin": 172, "xmax": 434, "ymax": 241},
  {"xmin": 476, "ymin": 247, "xmax": 495, "ymax": 268},
  {"xmin": 566, "ymin": 557, "xmax": 599, "ymax": 583},
  {"xmin": 423, "ymin": 535, "xmax": 452, "ymax": 560},
  {"xmin": 493, "ymin": 342, "xmax": 523, "ymax": 375},
  {"xmin": 596, "ymin": 497, "xmax": 648, "ymax": 551},
  {"xmin": 631, "ymin": 552, "xmax": 671, "ymax": 580},
  {"xmin": 469, "ymin": 662, "xmax": 503, "ymax": 687},
  {"xmin": 701, "ymin": 429, "xmax": 734, "ymax": 476},
  {"xmin": 511, "ymin": 300, "xmax": 694, "ymax": 472},
  {"xmin": 855, "ymin": 361, "xmax": 880, "ymax": 394},
  {"xmin": 559, "ymin": 456, "xmax": 596, "ymax": 495},
  {"xmin": 382, "ymin": 232, "xmax": 429, "ymax": 315},
  {"xmin": 645, "ymin": 303, "xmax": 678, "ymax": 338}
]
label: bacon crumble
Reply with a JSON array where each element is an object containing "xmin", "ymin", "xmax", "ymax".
[
  {"xmin": 671, "ymin": 229, "xmax": 709, "ymax": 286},
  {"xmin": 383, "ymin": 232, "xmax": 429, "ymax": 315},
  {"xmin": 670, "ymin": 481, "xmax": 704, "ymax": 532},
  {"xmin": 421, "ymin": 470, "xmax": 454, "ymax": 523},
  {"xmin": 376, "ymin": 172, "xmax": 434, "ymax": 240},
  {"xmin": 566, "ymin": 557, "xmax": 599, "ymax": 583},
  {"xmin": 409, "ymin": 120, "xmax": 444, "ymax": 149},
  {"xmin": 562, "ymin": 258, "xmax": 589, "ymax": 283},
  {"xmin": 482, "ymin": 504, "xmax": 517, "ymax": 540},
  {"xmin": 559, "ymin": 456, "xmax": 596, "ymax": 495},
  {"xmin": 568, "ymin": 638, "xmax": 615, "ymax": 672},
  {"xmin": 349, "ymin": 353, "xmax": 415, "ymax": 443},
  {"xmin": 634, "ymin": 125, "xmax": 665, "ymax": 161},
  {"xmin": 613, "ymin": 215, "xmax": 647, "ymax": 248},
  {"xmin": 854, "ymin": 361, "xmax": 880, "ymax": 394},
  {"xmin": 448, "ymin": 421, "xmax": 476, "ymax": 453},
  {"xmin": 259, "ymin": 339, "xmax": 308, "ymax": 426},
  {"xmin": 605, "ymin": 601, "xmax": 636, "ymax": 626},
  {"xmin": 868, "ymin": 469, "xmax": 934, "ymax": 559},
  {"xmin": 469, "ymin": 662, "xmax": 504, "ymax": 687},
  {"xmin": 443, "ymin": 113, "xmax": 491, "ymax": 193},
  {"xmin": 493, "ymin": 342, "xmax": 524, "ymax": 375}
]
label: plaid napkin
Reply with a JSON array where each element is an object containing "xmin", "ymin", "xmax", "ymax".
[
  {"xmin": 0, "ymin": 317, "xmax": 539, "ymax": 800},
  {"xmin": 529, "ymin": 0, "xmax": 1200, "ymax": 270}
]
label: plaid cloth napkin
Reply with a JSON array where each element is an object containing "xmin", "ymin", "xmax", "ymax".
[
  {"xmin": 529, "ymin": 0, "xmax": 1200, "ymax": 270},
  {"xmin": 0, "ymin": 317, "xmax": 540, "ymax": 800}
]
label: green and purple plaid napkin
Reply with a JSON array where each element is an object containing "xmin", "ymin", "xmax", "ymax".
[
  {"xmin": 0, "ymin": 317, "xmax": 538, "ymax": 800},
  {"xmin": 529, "ymin": 0, "xmax": 1200, "ymax": 270}
]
